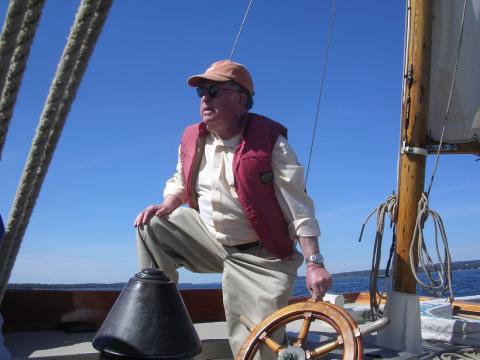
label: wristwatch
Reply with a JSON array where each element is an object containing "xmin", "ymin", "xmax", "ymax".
[{"xmin": 305, "ymin": 253, "xmax": 324, "ymax": 267}]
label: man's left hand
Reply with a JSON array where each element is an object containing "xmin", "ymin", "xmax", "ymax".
[{"xmin": 306, "ymin": 264, "xmax": 332, "ymax": 300}]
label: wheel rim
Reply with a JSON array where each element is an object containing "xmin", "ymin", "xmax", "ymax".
[{"xmin": 236, "ymin": 300, "xmax": 363, "ymax": 360}]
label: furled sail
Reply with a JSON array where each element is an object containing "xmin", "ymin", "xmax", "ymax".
[{"xmin": 428, "ymin": 0, "xmax": 480, "ymax": 144}]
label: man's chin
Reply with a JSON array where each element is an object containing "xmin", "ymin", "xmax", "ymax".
[{"xmin": 202, "ymin": 117, "xmax": 216, "ymax": 126}]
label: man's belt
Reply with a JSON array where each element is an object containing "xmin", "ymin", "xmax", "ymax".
[{"xmin": 230, "ymin": 241, "xmax": 260, "ymax": 251}]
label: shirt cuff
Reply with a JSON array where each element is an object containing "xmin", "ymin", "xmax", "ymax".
[
  {"xmin": 288, "ymin": 218, "xmax": 321, "ymax": 238},
  {"xmin": 163, "ymin": 188, "xmax": 186, "ymax": 204}
]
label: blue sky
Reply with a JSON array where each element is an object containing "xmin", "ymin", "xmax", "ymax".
[{"xmin": 1, "ymin": 1, "xmax": 479, "ymax": 284}]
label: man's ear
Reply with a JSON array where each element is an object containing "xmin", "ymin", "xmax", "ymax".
[{"xmin": 239, "ymin": 92, "xmax": 247, "ymax": 108}]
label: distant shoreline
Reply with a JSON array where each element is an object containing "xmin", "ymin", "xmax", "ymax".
[
  {"xmin": 8, "ymin": 260, "xmax": 479, "ymax": 290},
  {"xmin": 331, "ymin": 259, "xmax": 480, "ymax": 278}
]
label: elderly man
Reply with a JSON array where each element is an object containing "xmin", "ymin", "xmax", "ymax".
[{"xmin": 134, "ymin": 60, "xmax": 331, "ymax": 358}]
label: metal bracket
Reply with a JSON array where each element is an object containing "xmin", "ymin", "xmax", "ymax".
[
  {"xmin": 406, "ymin": 64, "xmax": 414, "ymax": 89},
  {"xmin": 401, "ymin": 140, "xmax": 428, "ymax": 156}
]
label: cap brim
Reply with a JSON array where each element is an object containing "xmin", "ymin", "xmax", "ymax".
[{"xmin": 187, "ymin": 73, "xmax": 231, "ymax": 87}]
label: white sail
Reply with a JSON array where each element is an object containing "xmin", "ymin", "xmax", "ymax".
[{"xmin": 429, "ymin": 0, "xmax": 480, "ymax": 144}]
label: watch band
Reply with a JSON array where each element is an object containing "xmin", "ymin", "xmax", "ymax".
[{"xmin": 305, "ymin": 253, "xmax": 324, "ymax": 266}]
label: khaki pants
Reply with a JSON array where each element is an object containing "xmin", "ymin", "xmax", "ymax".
[{"xmin": 136, "ymin": 207, "xmax": 303, "ymax": 359}]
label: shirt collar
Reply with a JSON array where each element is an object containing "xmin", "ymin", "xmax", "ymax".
[{"xmin": 209, "ymin": 131, "xmax": 241, "ymax": 149}]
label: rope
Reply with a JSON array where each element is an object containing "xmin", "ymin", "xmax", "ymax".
[
  {"xmin": 409, "ymin": 193, "xmax": 453, "ymax": 300},
  {"xmin": 229, "ymin": 0, "xmax": 254, "ymax": 61},
  {"xmin": 0, "ymin": 0, "xmax": 28, "ymax": 93},
  {"xmin": 358, "ymin": 195, "xmax": 397, "ymax": 320},
  {"xmin": 0, "ymin": 0, "xmax": 45, "ymax": 159},
  {"xmin": 426, "ymin": 0, "xmax": 467, "ymax": 196},
  {"xmin": 305, "ymin": 0, "xmax": 336, "ymax": 186},
  {"xmin": 434, "ymin": 347, "xmax": 480, "ymax": 360},
  {"xmin": 0, "ymin": 0, "xmax": 113, "ymax": 304}
]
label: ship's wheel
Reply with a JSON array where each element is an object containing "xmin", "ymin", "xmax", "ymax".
[{"xmin": 236, "ymin": 299, "xmax": 363, "ymax": 360}]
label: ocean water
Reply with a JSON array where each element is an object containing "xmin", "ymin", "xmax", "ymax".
[
  {"xmin": 179, "ymin": 269, "xmax": 480, "ymax": 298},
  {"xmin": 12, "ymin": 269, "xmax": 480, "ymax": 299},
  {"xmin": 293, "ymin": 268, "xmax": 480, "ymax": 298}
]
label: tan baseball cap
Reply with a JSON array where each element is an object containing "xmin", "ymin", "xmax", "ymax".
[{"xmin": 187, "ymin": 60, "xmax": 254, "ymax": 96}]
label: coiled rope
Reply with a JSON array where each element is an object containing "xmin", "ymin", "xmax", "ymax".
[
  {"xmin": 0, "ymin": 0, "xmax": 113, "ymax": 304},
  {"xmin": 359, "ymin": 195, "xmax": 397, "ymax": 320},
  {"xmin": 434, "ymin": 347, "xmax": 480, "ymax": 360},
  {"xmin": 0, "ymin": 0, "xmax": 45, "ymax": 159},
  {"xmin": 409, "ymin": 193, "xmax": 453, "ymax": 299}
]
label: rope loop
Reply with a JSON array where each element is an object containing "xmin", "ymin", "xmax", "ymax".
[
  {"xmin": 409, "ymin": 192, "xmax": 454, "ymax": 300},
  {"xmin": 433, "ymin": 347, "xmax": 480, "ymax": 360},
  {"xmin": 358, "ymin": 194, "xmax": 397, "ymax": 320}
]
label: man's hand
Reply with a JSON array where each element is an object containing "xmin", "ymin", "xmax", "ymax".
[
  {"xmin": 133, "ymin": 195, "xmax": 182, "ymax": 227},
  {"xmin": 297, "ymin": 236, "xmax": 332, "ymax": 300},
  {"xmin": 306, "ymin": 263, "xmax": 332, "ymax": 300}
]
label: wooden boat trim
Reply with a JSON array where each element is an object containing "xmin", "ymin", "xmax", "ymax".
[
  {"xmin": 1, "ymin": 288, "xmax": 225, "ymax": 332},
  {"xmin": 1, "ymin": 288, "xmax": 310, "ymax": 332},
  {"xmin": 1, "ymin": 288, "xmax": 439, "ymax": 333},
  {"xmin": 451, "ymin": 299, "xmax": 480, "ymax": 320}
]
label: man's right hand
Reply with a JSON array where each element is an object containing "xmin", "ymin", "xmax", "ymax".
[{"xmin": 133, "ymin": 195, "xmax": 182, "ymax": 227}]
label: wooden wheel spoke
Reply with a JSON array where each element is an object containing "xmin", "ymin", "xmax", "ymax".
[
  {"xmin": 306, "ymin": 336, "xmax": 343, "ymax": 359},
  {"xmin": 259, "ymin": 332, "xmax": 285, "ymax": 354},
  {"xmin": 293, "ymin": 312, "xmax": 313, "ymax": 347}
]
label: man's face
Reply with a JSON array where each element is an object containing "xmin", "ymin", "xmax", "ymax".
[{"xmin": 197, "ymin": 81, "xmax": 245, "ymax": 134}]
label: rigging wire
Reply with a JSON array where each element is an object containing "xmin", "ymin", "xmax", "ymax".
[
  {"xmin": 426, "ymin": 0, "xmax": 467, "ymax": 197},
  {"xmin": 305, "ymin": 0, "xmax": 336, "ymax": 186},
  {"xmin": 229, "ymin": 0, "xmax": 254, "ymax": 61},
  {"xmin": 396, "ymin": 0, "xmax": 412, "ymax": 192}
]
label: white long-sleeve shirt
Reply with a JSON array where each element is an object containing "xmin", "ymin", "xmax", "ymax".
[{"xmin": 164, "ymin": 132, "xmax": 320, "ymax": 246}]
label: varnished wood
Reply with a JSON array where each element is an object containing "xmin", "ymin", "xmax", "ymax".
[
  {"xmin": 2, "ymin": 290, "xmax": 436, "ymax": 332},
  {"xmin": 259, "ymin": 332, "xmax": 285, "ymax": 354},
  {"xmin": 342, "ymin": 292, "xmax": 432, "ymax": 304},
  {"xmin": 236, "ymin": 300, "xmax": 362, "ymax": 360},
  {"xmin": 0, "ymin": 289, "xmax": 308, "ymax": 332},
  {"xmin": 293, "ymin": 312, "xmax": 313, "ymax": 347},
  {"xmin": 307, "ymin": 337, "xmax": 342, "ymax": 359},
  {"xmin": 394, "ymin": 0, "xmax": 432, "ymax": 294},
  {"xmin": 343, "ymin": 292, "xmax": 387, "ymax": 305},
  {"xmin": 1, "ymin": 288, "xmax": 225, "ymax": 332},
  {"xmin": 451, "ymin": 300, "xmax": 480, "ymax": 319}
]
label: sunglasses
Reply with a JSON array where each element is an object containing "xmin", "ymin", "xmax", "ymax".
[{"xmin": 196, "ymin": 85, "xmax": 242, "ymax": 98}]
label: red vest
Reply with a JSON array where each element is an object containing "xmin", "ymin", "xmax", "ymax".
[{"xmin": 180, "ymin": 113, "xmax": 294, "ymax": 259}]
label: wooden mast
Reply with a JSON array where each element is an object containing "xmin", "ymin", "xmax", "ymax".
[{"xmin": 393, "ymin": 0, "xmax": 432, "ymax": 294}]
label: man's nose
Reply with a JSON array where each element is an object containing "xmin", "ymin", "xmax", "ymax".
[{"xmin": 201, "ymin": 93, "xmax": 213, "ymax": 103}]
